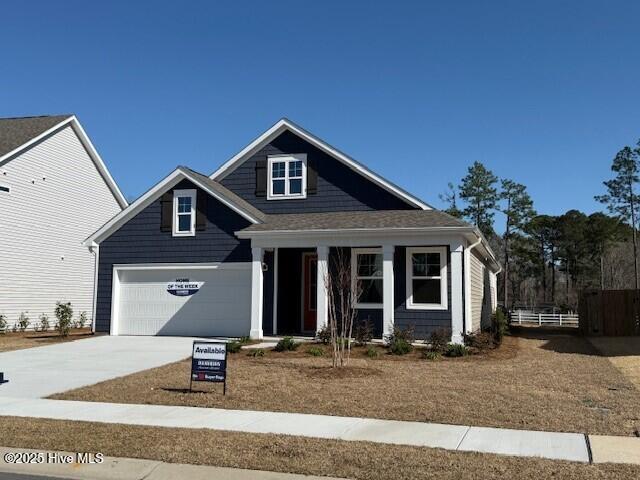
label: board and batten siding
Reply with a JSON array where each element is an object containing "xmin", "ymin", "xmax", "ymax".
[
  {"xmin": 95, "ymin": 179, "xmax": 253, "ymax": 333},
  {"xmin": 220, "ymin": 130, "xmax": 417, "ymax": 214},
  {"xmin": 0, "ymin": 125, "xmax": 122, "ymax": 327}
]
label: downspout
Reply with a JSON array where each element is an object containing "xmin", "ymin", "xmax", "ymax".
[
  {"xmin": 463, "ymin": 235, "xmax": 483, "ymax": 335},
  {"xmin": 89, "ymin": 243, "xmax": 99, "ymax": 334}
]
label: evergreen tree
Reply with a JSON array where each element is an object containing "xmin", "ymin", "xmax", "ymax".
[
  {"xmin": 438, "ymin": 182, "xmax": 463, "ymax": 218},
  {"xmin": 459, "ymin": 161, "xmax": 499, "ymax": 236}
]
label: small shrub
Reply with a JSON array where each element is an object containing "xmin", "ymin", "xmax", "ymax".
[
  {"xmin": 464, "ymin": 331, "xmax": 494, "ymax": 351},
  {"xmin": 226, "ymin": 341, "xmax": 242, "ymax": 353},
  {"xmin": 428, "ymin": 328, "xmax": 450, "ymax": 353},
  {"xmin": 0, "ymin": 314, "xmax": 6, "ymax": 334},
  {"xmin": 18, "ymin": 312, "xmax": 30, "ymax": 332},
  {"xmin": 386, "ymin": 326, "xmax": 414, "ymax": 355},
  {"xmin": 307, "ymin": 346, "xmax": 325, "ymax": 357},
  {"xmin": 353, "ymin": 319, "xmax": 374, "ymax": 346},
  {"xmin": 247, "ymin": 348, "xmax": 265, "ymax": 357},
  {"xmin": 492, "ymin": 309, "xmax": 508, "ymax": 344},
  {"xmin": 55, "ymin": 302, "xmax": 73, "ymax": 337},
  {"xmin": 75, "ymin": 311, "xmax": 88, "ymax": 329},
  {"xmin": 238, "ymin": 336, "xmax": 251, "ymax": 345},
  {"xmin": 366, "ymin": 345, "xmax": 379, "ymax": 359},
  {"xmin": 39, "ymin": 314, "xmax": 50, "ymax": 333},
  {"xmin": 274, "ymin": 336, "xmax": 299, "ymax": 352},
  {"xmin": 316, "ymin": 325, "xmax": 331, "ymax": 345},
  {"xmin": 423, "ymin": 350, "xmax": 442, "ymax": 361},
  {"xmin": 444, "ymin": 343, "xmax": 470, "ymax": 357}
]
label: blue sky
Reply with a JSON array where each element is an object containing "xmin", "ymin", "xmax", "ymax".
[{"xmin": 1, "ymin": 1, "xmax": 638, "ymax": 227}]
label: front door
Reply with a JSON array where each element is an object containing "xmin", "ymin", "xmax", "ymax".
[{"xmin": 302, "ymin": 253, "xmax": 318, "ymax": 332}]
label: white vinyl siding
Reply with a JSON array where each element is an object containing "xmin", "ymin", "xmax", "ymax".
[
  {"xmin": 0, "ymin": 125, "xmax": 122, "ymax": 327},
  {"xmin": 469, "ymin": 251, "xmax": 490, "ymax": 332}
]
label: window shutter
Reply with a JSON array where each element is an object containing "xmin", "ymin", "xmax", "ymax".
[
  {"xmin": 255, "ymin": 159, "xmax": 267, "ymax": 197},
  {"xmin": 307, "ymin": 158, "xmax": 318, "ymax": 195},
  {"xmin": 196, "ymin": 190, "xmax": 207, "ymax": 231},
  {"xmin": 160, "ymin": 192, "xmax": 173, "ymax": 232}
]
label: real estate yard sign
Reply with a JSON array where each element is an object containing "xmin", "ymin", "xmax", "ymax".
[{"xmin": 190, "ymin": 341, "xmax": 227, "ymax": 394}]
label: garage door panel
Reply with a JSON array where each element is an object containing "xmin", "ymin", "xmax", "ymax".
[{"xmin": 115, "ymin": 265, "xmax": 251, "ymax": 336}]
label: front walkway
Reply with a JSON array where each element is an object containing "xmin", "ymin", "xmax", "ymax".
[{"xmin": 0, "ymin": 396, "xmax": 614, "ymax": 464}]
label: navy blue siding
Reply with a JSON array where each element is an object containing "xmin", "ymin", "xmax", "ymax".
[
  {"xmin": 394, "ymin": 246, "xmax": 452, "ymax": 339},
  {"xmin": 95, "ymin": 179, "xmax": 253, "ymax": 333},
  {"xmin": 220, "ymin": 131, "xmax": 417, "ymax": 213}
]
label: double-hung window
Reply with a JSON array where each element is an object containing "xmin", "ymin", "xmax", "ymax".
[
  {"xmin": 267, "ymin": 154, "xmax": 307, "ymax": 199},
  {"xmin": 352, "ymin": 248, "xmax": 383, "ymax": 308},
  {"xmin": 406, "ymin": 247, "xmax": 447, "ymax": 310},
  {"xmin": 173, "ymin": 189, "xmax": 196, "ymax": 236}
]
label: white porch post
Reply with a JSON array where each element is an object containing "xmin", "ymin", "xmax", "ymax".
[
  {"xmin": 450, "ymin": 242, "xmax": 464, "ymax": 344},
  {"xmin": 316, "ymin": 245, "xmax": 329, "ymax": 333},
  {"xmin": 250, "ymin": 246, "xmax": 264, "ymax": 339},
  {"xmin": 382, "ymin": 245, "xmax": 395, "ymax": 338}
]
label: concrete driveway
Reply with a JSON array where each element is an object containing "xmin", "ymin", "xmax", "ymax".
[{"xmin": 0, "ymin": 336, "xmax": 198, "ymax": 398}]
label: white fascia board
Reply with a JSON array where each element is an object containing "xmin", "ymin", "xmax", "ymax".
[
  {"xmin": 84, "ymin": 168, "xmax": 261, "ymax": 246},
  {"xmin": 0, "ymin": 116, "xmax": 128, "ymax": 209},
  {"xmin": 236, "ymin": 226, "xmax": 474, "ymax": 240},
  {"xmin": 210, "ymin": 118, "xmax": 432, "ymax": 210}
]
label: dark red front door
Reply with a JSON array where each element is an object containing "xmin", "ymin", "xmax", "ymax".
[{"xmin": 303, "ymin": 253, "xmax": 318, "ymax": 332}]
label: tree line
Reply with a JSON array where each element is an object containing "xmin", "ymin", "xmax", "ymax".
[{"xmin": 440, "ymin": 138, "xmax": 640, "ymax": 310}]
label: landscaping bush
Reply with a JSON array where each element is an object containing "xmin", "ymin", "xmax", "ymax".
[
  {"xmin": 353, "ymin": 319, "xmax": 374, "ymax": 346},
  {"xmin": 444, "ymin": 343, "xmax": 470, "ymax": 357},
  {"xmin": 75, "ymin": 311, "xmax": 88, "ymax": 329},
  {"xmin": 492, "ymin": 309, "xmax": 508, "ymax": 344},
  {"xmin": 17, "ymin": 312, "xmax": 30, "ymax": 332},
  {"xmin": 55, "ymin": 302, "xmax": 73, "ymax": 337},
  {"xmin": 428, "ymin": 328, "xmax": 450, "ymax": 353},
  {"xmin": 274, "ymin": 336, "xmax": 299, "ymax": 352},
  {"xmin": 366, "ymin": 345, "xmax": 379, "ymax": 359},
  {"xmin": 423, "ymin": 350, "xmax": 442, "ymax": 361},
  {"xmin": 386, "ymin": 326, "xmax": 414, "ymax": 355},
  {"xmin": 307, "ymin": 346, "xmax": 325, "ymax": 357},
  {"xmin": 238, "ymin": 336, "xmax": 251, "ymax": 345},
  {"xmin": 463, "ymin": 331, "xmax": 494, "ymax": 351},
  {"xmin": 316, "ymin": 325, "xmax": 331, "ymax": 345},
  {"xmin": 247, "ymin": 348, "xmax": 265, "ymax": 357},
  {"xmin": 226, "ymin": 341, "xmax": 242, "ymax": 353},
  {"xmin": 0, "ymin": 314, "xmax": 6, "ymax": 334},
  {"xmin": 39, "ymin": 314, "xmax": 49, "ymax": 333}
]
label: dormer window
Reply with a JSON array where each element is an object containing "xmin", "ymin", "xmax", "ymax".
[
  {"xmin": 267, "ymin": 154, "xmax": 307, "ymax": 200},
  {"xmin": 173, "ymin": 189, "xmax": 196, "ymax": 236}
]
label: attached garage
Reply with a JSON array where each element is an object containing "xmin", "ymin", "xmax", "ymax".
[{"xmin": 110, "ymin": 264, "xmax": 251, "ymax": 336}]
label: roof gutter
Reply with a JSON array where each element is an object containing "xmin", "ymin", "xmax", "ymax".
[{"xmin": 235, "ymin": 225, "xmax": 476, "ymax": 239}]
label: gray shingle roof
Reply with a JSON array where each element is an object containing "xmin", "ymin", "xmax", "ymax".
[
  {"xmin": 179, "ymin": 167, "xmax": 267, "ymax": 222},
  {"xmin": 239, "ymin": 209, "xmax": 471, "ymax": 233},
  {"xmin": 0, "ymin": 115, "xmax": 73, "ymax": 159}
]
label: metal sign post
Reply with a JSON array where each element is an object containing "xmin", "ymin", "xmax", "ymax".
[{"xmin": 189, "ymin": 341, "xmax": 227, "ymax": 395}]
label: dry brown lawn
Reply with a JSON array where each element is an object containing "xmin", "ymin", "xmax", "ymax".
[
  {"xmin": 2, "ymin": 416, "xmax": 638, "ymax": 480},
  {"xmin": 51, "ymin": 331, "xmax": 640, "ymax": 436},
  {"xmin": 589, "ymin": 337, "xmax": 640, "ymax": 391},
  {"xmin": 0, "ymin": 329, "xmax": 94, "ymax": 353}
]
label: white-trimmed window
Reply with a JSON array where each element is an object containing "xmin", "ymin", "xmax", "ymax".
[
  {"xmin": 351, "ymin": 248, "xmax": 383, "ymax": 308},
  {"xmin": 406, "ymin": 247, "xmax": 447, "ymax": 310},
  {"xmin": 173, "ymin": 189, "xmax": 196, "ymax": 236},
  {"xmin": 267, "ymin": 154, "xmax": 307, "ymax": 200}
]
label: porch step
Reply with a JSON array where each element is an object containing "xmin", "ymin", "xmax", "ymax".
[{"xmin": 242, "ymin": 342, "xmax": 278, "ymax": 350}]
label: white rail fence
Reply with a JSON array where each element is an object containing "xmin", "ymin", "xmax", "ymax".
[{"xmin": 509, "ymin": 311, "xmax": 579, "ymax": 327}]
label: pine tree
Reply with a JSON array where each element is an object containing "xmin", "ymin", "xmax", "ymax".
[
  {"xmin": 438, "ymin": 182, "xmax": 463, "ymax": 218},
  {"xmin": 459, "ymin": 161, "xmax": 498, "ymax": 236}
]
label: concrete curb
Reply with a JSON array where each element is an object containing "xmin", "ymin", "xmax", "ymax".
[{"xmin": 0, "ymin": 447, "xmax": 345, "ymax": 480}]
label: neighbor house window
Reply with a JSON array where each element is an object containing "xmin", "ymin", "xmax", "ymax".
[
  {"xmin": 173, "ymin": 189, "xmax": 196, "ymax": 236},
  {"xmin": 351, "ymin": 248, "xmax": 383, "ymax": 308},
  {"xmin": 406, "ymin": 247, "xmax": 447, "ymax": 310},
  {"xmin": 267, "ymin": 154, "xmax": 307, "ymax": 199}
]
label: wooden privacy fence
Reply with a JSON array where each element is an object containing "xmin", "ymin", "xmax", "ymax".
[
  {"xmin": 510, "ymin": 311, "xmax": 579, "ymax": 327},
  {"xmin": 579, "ymin": 289, "xmax": 640, "ymax": 336}
]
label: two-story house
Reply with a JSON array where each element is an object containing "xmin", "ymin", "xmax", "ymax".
[{"xmin": 84, "ymin": 119, "xmax": 499, "ymax": 343}]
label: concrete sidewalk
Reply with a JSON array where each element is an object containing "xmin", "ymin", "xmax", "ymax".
[
  {"xmin": 0, "ymin": 447, "xmax": 343, "ymax": 480},
  {"xmin": 0, "ymin": 396, "xmax": 592, "ymax": 463}
]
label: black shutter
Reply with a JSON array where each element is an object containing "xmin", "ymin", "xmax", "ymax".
[
  {"xmin": 196, "ymin": 190, "xmax": 207, "ymax": 231},
  {"xmin": 307, "ymin": 158, "xmax": 318, "ymax": 195},
  {"xmin": 160, "ymin": 192, "xmax": 172, "ymax": 232},
  {"xmin": 255, "ymin": 159, "xmax": 267, "ymax": 197}
]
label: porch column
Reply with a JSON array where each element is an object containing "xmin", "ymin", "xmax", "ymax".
[
  {"xmin": 450, "ymin": 241, "xmax": 464, "ymax": 344},
  {"xmin": 382, "ymin": 245, "xmax": 395, "ymax": 338},
  {"xmin": 250, "ymin": 246, "xmax": 264, "ymax": 339},
  {"xmin": 316, "ymin": 245, "xmax": 329, "ymax": 333}
]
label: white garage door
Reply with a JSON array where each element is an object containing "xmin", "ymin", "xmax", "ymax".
[{"xmin": 113, "ymin": 264, "xmax": 251, "ymax": 336}]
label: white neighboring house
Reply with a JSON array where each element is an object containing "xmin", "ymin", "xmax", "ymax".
[{"xmin": 0, "ymin": 115, "xmax": 127, "ymax": 330}]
